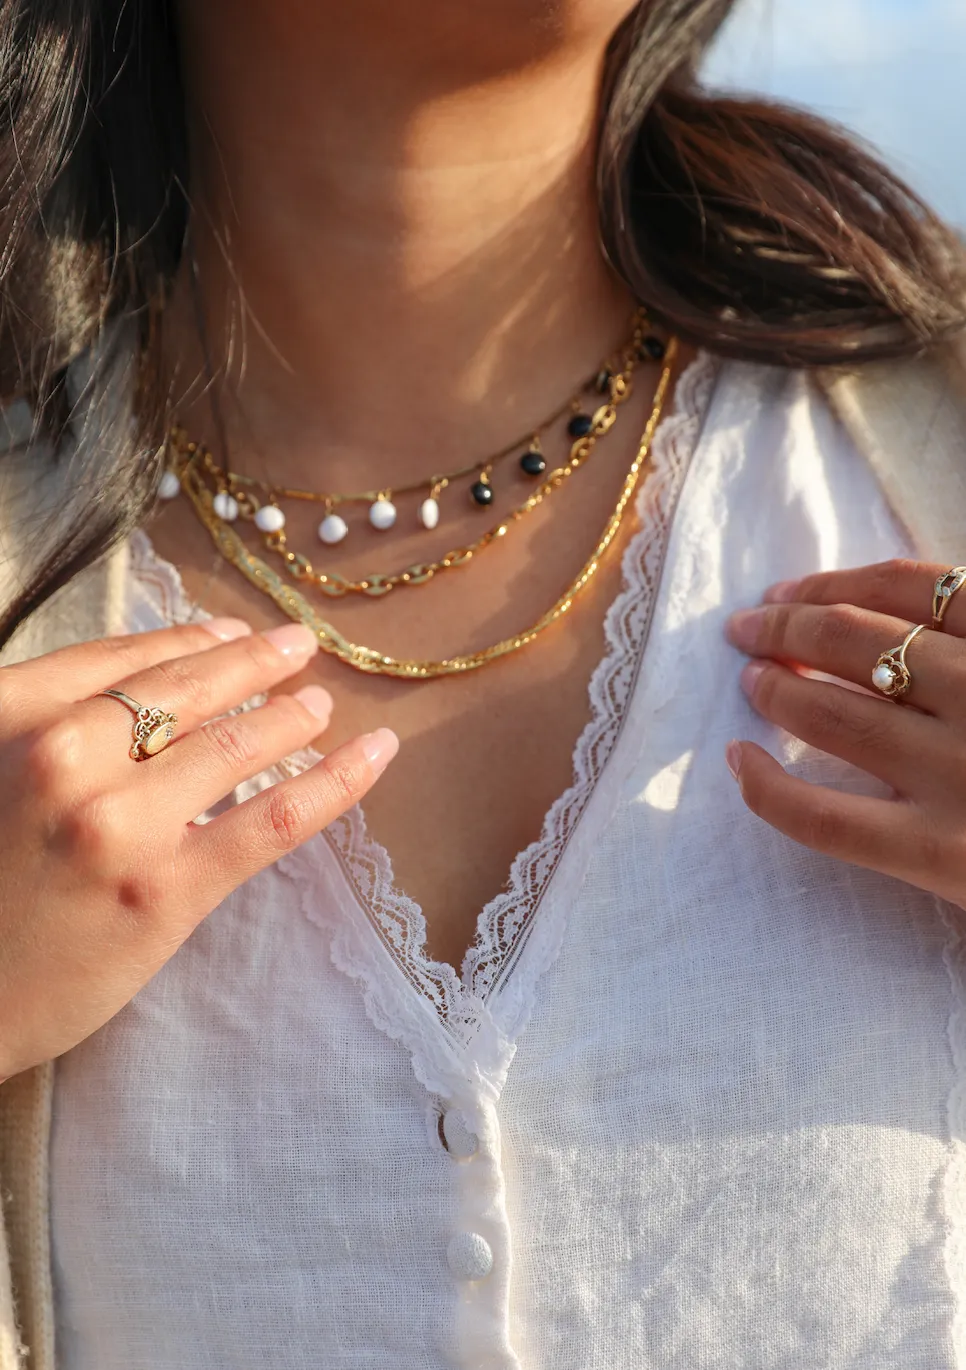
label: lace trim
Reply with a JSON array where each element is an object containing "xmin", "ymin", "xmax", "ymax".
[
  {"xmin": 469, "ymin": 352, "xmax": 717, "ymax": 1000},
  {"xmin": 128, "ymin": 527, "xmax": 201, "ymax": 628},
  {"xmin": 127, "ymin": 351, "xmax": 718, "ymax": 1090},
  {"xmin": 275, "ymin": 353, "xmax": 719, "ymax": 1070}
]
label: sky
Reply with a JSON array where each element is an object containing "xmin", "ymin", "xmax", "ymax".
[{"xmin": 704, "ymin": 0, "xmax": 966, "ymax": 224}]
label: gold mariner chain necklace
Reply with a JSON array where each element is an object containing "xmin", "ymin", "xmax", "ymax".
[{"xmin": 162, "ymin": 313, "xmax": 678, "ymax": 680}]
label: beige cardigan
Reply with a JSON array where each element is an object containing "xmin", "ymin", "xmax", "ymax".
[{"xmin": 1, "ymin": 345, "xmax": 966, "ymax": 1369}]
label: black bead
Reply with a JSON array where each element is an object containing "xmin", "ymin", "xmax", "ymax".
[
  {"xmin": 567, "ymin": 413, "xmax": 594, "ymax": 439},
  {"xmin": 639, "ymin": 335, "xmax": 666, "ymax": 361},
  {"xmin": 471, "ymin": 479, "xmax": 494, "ymax": 506},
  {"xmin": 594, "ymin": 368, "xmax": 612, "ymax": 395},
  {"xmin": 520, "ymin": 449, "xmax": 546, "ymax": 477}
]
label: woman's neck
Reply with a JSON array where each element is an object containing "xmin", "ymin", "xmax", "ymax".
[{"xmin": 169, "ymin": 0, "xmax": 637, "ymax": 489}]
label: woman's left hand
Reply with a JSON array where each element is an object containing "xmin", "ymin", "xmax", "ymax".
[{"xmin": 725, "ymin": 558, "xmax": 966, "ymax": 910}]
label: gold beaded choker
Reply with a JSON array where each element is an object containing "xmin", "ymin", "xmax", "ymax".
[{"xmin": 166, "ymin": 319, "xmax": 654, "ymax": 599}]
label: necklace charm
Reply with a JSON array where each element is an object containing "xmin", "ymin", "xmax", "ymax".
[
  {"xmin": 158, "ymin": 470, "xmax": 181, "ymax": 500},
  {"xmin": 369, "ymin": 497, "xmax": 397, "ymax": 530},
  {"xmin": 254, "ymin": 503, "xmax": 286, "ymax": 533},
  {"xmin": 319, "ymin": 512, "xmax": 349, "ymax": 544},
  {"xmin": 213, "ymin": 490, "xmax": 239, "ymax": 521},
  {"xmin": 419, "ymin": 496, "xmax": 440, "ymax": 530},
  {"xmin": 470, "ymin": 473, "xmax": 494, "ymax": 506}
]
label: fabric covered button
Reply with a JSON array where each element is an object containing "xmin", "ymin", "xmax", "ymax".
[
  {"xmin": 447, "ymin": 1232, "xmax": 493, "ymax": 1281},
  {"xmin": 441, "ymin": 1109, "xmax": 479, "ymax": 1159}
]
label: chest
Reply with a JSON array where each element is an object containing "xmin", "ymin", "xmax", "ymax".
[{"xmin": 143, "ymin": 382, "xmax": 660, "ymax": 971}]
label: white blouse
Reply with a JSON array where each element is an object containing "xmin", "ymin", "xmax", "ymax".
[{"xmin": 49, "ymin": 355, "xmax": 966, "ymax": 1370}]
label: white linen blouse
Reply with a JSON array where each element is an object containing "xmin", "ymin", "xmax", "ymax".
[{"xmin": 48, "ymin": 355, "xmax": 966, "ymax": 1370}]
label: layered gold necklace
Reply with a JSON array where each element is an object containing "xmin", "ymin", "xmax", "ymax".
[{"xmin": 162, "ymin": 315, "xmax": 677, "ymax": 680}]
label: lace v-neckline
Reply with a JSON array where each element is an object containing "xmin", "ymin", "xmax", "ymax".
[{"xmin": 129, "ymin": 352, "xmax": 718, "ymax": 1093}]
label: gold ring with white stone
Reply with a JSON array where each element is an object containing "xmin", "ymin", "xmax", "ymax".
[
  {"xmin": 932, "ymin": 566, "xmax": 966, "ymax": 630},
  {"xmin": 96, "ymin": 689, "xmax": 179, "ymax": 760},
  {"xmin": 871, "ymin": 624, "xmax": 926, "ymax": 701}
]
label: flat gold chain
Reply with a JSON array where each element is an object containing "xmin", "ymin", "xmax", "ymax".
[{"xmin": 178, "ymin": 338, "xmax": 677, "ymax": 679}]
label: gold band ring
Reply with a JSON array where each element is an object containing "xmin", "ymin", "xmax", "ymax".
[
  {"xmin": 932, "ymin": 566, "xmax": 966, "ymax": 630},
  {"xmin": 96, "ymin": 689, "xmax": 179, "ymax": 760},
  {"xmin": 871, "ymin": 623, "xmax": 927, "ymax": 700}
]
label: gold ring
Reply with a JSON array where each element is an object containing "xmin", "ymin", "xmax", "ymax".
[
  {"xmin": 871, "ymin": 624, "xmax": 927, "ymax": 700},
  {"xmin": 96, "ymin": 689, "xmax": 179, "ymax": 760},
  {"xmin": 932, "ymin": 566, "xmax": 966, "ymax": 630}
]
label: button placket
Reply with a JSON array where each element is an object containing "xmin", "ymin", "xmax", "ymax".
[
  {"xmin": 442, "ymin": 1101, "xmax": 490, "ymax": 1283},
  {"xmin": 444, "ymin": 1096, "xmax": 520, "ymax": 1364}
]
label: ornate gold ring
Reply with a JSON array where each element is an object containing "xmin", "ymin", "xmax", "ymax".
[
  {"xmin": 871, "ymin": 624, "xmax": 926, "ymax": 701},
  {"xmin": 96, "ymin": 689, "xmax": 179, "ymax": 760},
  {"xmin": 932, "ymin": 566, "xmax": 966, "ymax": 630}
]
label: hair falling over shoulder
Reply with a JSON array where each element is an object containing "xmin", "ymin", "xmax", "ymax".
[{"xmin": 0, "ymin": 0, "xmax": 964, "ymax": 643}]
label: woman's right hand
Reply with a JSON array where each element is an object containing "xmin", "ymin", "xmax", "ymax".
[{"xmin": 0, "ymin": 617, "xmax": 398, "ymax": 1080}]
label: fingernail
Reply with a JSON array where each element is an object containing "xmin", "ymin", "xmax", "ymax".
[
  {"xmin": 725, "ymin": 607, "xmax": 765, "ymax": 650},
  {"xmin": 201, "ymin": 617, "xmax": 252, "ymax": 641},
  {"xmin": 294, "ymin": 685, "xmax": 333, "ymax": 724},
  {"xmin": 740, "ymin": 660, "xmax": 766, "ymax": 697},
  {"xmin": 726, "ymin": 740, "xmax": 743, "ymax": 781},
  {"xmin": 262, "ymin": 623, "xmax": 319, "ymax": 658},
  {"xmin": 763, "ymin": 579, "xmax": 800, "ymax": 604},
  {"xmin": 361, "ymin": 728, "xmax": 399, "ymax": 778}
]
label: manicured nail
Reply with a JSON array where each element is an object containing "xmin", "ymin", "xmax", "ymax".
[
  {"xmin": 740, "ymin": 660, "xmax": 766, "ymax": 697},
  {"xmin": 361, "ymin": 728, "xmax": 399, "ymax": 777},
  {"xmin": 763, "ymin": 579, "xmax": 800, "ymax": 604},
  {"xmin": 294, "ymin": 685, "xmax": 333, "ymax": 724},
  {"xmin": 262, "ymin": 623, "xmax": 319, "ymax": 657},
  {"xmin": 726, "ymin": 607, "xmax": 765, "ymax": 650},
  {"xmin": 201, "ymin": 617, "xmax": 252, "ymax": 641},
  {"xmin": 726, "ymin": 740, "xmax": 743, "ymax": 781}
]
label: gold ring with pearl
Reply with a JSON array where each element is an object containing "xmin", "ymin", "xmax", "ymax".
[{"xmin": 871, "ymin": 623, "xmax": 927, "ymax": 701}]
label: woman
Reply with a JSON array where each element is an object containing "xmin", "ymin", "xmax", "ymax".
[{"xmin": 2, "ymin": 0, "xmax": 966, "ymax": 1366}]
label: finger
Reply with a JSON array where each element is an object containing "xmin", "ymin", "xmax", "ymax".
[
  {"xmin": 728, "ymin": 739, "xmax": 938, "ymax": 888},
  {"xmin": 726, "ymin": 601, "xmax": 965, "ymax": 718},
  {"xmin": 0, "ymin": 618, "xmax": 252, "ymax": 734},
  {"xmin": 76, "ymin": 622, "xmax": 321, "ymax": 762},
  {"xmin": 740, "ymin": 659, "xmax": 949, "ymax": 799},
  {"xmin": 182, "ymin": 728, "xmax": 399, "ymax": 900},
  {"xmin": 153, "ymin": 684, "xmax": 334, "ymax": 818},
  {"xmin": 764, "ymin": 558, "xmax": 966, "ymax": 638}
]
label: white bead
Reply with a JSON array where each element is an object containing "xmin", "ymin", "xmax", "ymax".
[
  {"xmin": 158, "ymin": 470, "xmax": 181, "ymax": 500},
  {"xmin": 213, "ymin": 491, "xmax": 239, "ymax": 522},
  {"xmin": 369, "ymin": 499, "xmax": 397, "ymax": 531},
  {"xmin": 872, "ymin": 663, "xmax": 897, "ymax": 692},
  {"xmin": 254, "ymin": 504, "xmax": 286, "ymax": 533},
  {"xmin": 446, "ymin": 1232, "xmax": 493, "ymax": 1281},
  {"xmin": 318, "ymin": 513, "xmax": 349, "ymax": 545},
  {"xmin": 419, "ymin": 497, "xmax": 440, "ymax": 530}
]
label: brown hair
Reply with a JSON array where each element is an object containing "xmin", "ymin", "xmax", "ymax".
[
  {"xmin": 600, "ymin": 0, "xmax": 965, "ymax": 365},
  {"xmin": 1, "ymin": 0, "xmax": 963, "ymax": 641}
]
